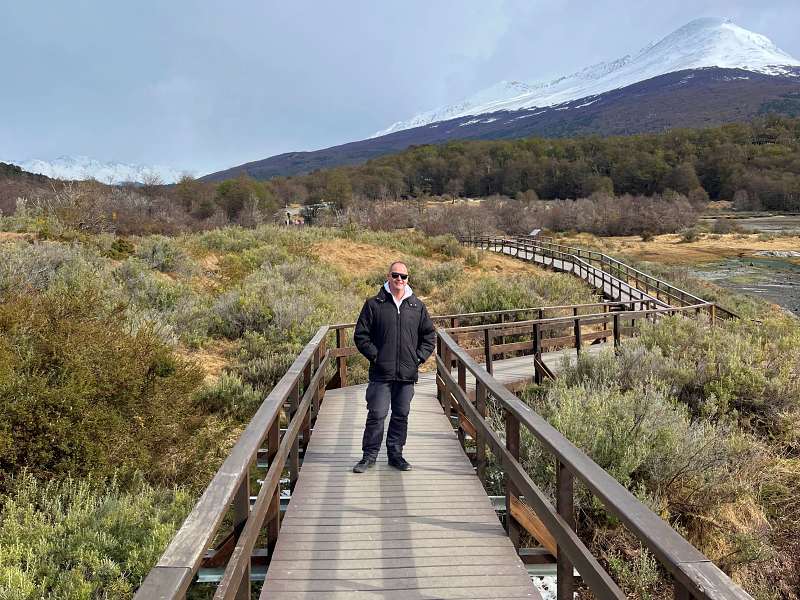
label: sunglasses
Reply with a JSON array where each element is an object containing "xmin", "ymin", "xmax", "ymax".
[{"xmin": 390, "ymin": 272, "xmax": 409, "ymax": 280}]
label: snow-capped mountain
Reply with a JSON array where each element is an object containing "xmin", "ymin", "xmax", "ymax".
[
  {"xmin": 375, "ymin": 17, "xmax": 800, "ymax": 136},
  {"xmin": 6, "ymin": 156, "xmax": 187, "ymax": 184}
]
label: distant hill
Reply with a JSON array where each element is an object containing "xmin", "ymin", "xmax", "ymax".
[{"xmin": 0, "ymin": 162, "xmax": 57, "ymax": 212}]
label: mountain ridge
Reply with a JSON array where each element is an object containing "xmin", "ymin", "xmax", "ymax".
[
  {"xmin": 200, "ymin": 66, "xmax": 800, "ymax": 182},
  {"xmin": 375, "ymin": 17, "xmax": 800, "ymax": 136},
  {"xmin": 2, "ymin": 156, "xmax": 188, "ymax": 185}
]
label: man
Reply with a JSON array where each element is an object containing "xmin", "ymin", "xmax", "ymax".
[{"xmin": 352, "ymin": 260, "xmax": 436, "ymax": 473}]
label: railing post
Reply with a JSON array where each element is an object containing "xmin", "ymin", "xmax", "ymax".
[
  {"xmin": 436, "ymin": 337, "xmax": 444, "ymax": 405},
  {"xmin": 483, "ymin": 328, "xmax": 493, "ymax": 375},
  {"xmin": 556, "ymin": 460, "xmax": 575, "ymax": 600},
  {"xmin": 613, "ymin": 313, "xmax": 621, "ymax": 349},
  {"xmin": 232, "ymin": 474, "xmax": 250, "ymax": 600},
  {"xmin": 289, "ymin": 382, "xmax": 300, "ymax": 491},
  {"xmin": 674, "ymin": 581, "xmax": 691, "ymax": 600},
  {"xmin": 475, "ymin": 380, "xmax": 487, "ymax": 485},
  {"xmin": 710, "ymin": 303, "xmax": 717, "ymax": 325},
  {"xmin": 456, "ymin": 360, "xmax": 467, "ymax": 446},
  {"xmin": 303, "ymin": 361, "xmax": 312, "ymax": 427},
  {"xmin": 533, "ymin": 323, "xmax": 542, "ymax": 384},
  {"xmin": 505, "ymin": 410, "xmax": 521, "ymax": 548},
  {"xmin": 317, "ymin": 340, "xmax": 326, "ymax": 408},
  {"xmin": 265, "ymin": 419, "xmax": 281, "ymax": 553},
  {"xmin": 335, "ymin": 328, "xmax": 347, "ymax": 388},
  {"xmin": 499, "ymin": 312, "xmax": 506, "ymax": 355},
  {"xmin": 573, "ymin": 308, "xmax": 582, "ymax": 355}
]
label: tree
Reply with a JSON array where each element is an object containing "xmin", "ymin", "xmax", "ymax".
[
  {"xmin": 324, "ymin": 171, "xmax": 352, "ymax": 209},
  {"xmin": 663, "ymin": 162, "xmax": 701, "ymax": 195},
  {"xmin": 215, "ymin": 176, "xmax": 277, "ymax": 221},
  {"xmin": 174, "ymin": 175, "xmax": 202, "ymax": 212}
]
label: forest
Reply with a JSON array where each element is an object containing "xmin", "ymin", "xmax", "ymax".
[{"xmin": 265, "ymin": 115, "xmax": 800, "ymax": 211}]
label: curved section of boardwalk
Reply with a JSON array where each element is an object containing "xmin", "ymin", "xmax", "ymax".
[{"xmin": 260, "ymin": 367, "xmax": 541, "ymax": 599}]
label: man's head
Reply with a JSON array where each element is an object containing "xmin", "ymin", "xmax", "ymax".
[{"xmin": 387, "ymin": 260, "xmax": 409, "ymax": 296}]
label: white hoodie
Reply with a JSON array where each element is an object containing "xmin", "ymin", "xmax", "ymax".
[{"xmin": 384, "ymin": 281, "xmax": 413, "ymax": 313}]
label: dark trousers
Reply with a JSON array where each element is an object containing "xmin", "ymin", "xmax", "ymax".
[{"xmin": 361, "ymin": 381, "xmax": 414, "ymax": 459}]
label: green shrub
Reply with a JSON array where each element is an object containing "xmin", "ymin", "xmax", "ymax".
[
  {"xmin": 0, "ymin": 287, "xmax": 204, "ymax": 486},
  {"xmin": 404, "ymin": 261, "xmax": 463, "ymax": 295},
  {"xmin": 679, "ymin": 227, "xmax": 701, "ymax": 243},
  {"xmin": 234, "ymin": 353, "xmax": 296, "ymax": 391},
  {"xmin": 606, "ymin": 544, "xmax": 661, "ymax": 600},
  {"xmin": 211, "ymin": 258, "xmax": 360, "ymax": 342},
  {"xmin": 0, "ymin": 241, "xmax": 105, "ymax": 299},
  {"xmin": 134, "ymin": 235, "xmax": 194, "ymax": 274},
  {"xmin": 426, "ymin": 234, "xmax": 463, "ymax": 258},
  {"xmin": 193, "ymin": 372, "xmax": 263, "ymax": 420},
  {"xmin": 0, "ymin": 472, "xmax": 193, "ymax": 599},
  {"xmin": 712, "ymin": 219, "xmax": 741, "ymax": 234},
  {"xmin": 109, "ymin": 237, "xmax": 135, "ymax": 259},
  {"xmin": 445, "ymin": 273, "xmax": 595, "ymax": 314}
]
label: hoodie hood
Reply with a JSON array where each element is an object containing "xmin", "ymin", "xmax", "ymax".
[{"xmin": 384, "ymin": 280, "xmax": 413, "ymax": 301}]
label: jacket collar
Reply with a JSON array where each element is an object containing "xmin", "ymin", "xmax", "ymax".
[{"xmin": 378, "ymin": 282, "xmax": 414, "ymax": 303}]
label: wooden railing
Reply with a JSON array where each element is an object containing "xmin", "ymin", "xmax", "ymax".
[
  {"xmin": 326, "ymin": 301, "xmax": 646, "ymax": 388},
  {"xmin": 436, "ymin": 325, "xmax": 752, "ymax": 600},
  {"xmin": 462, "ymin": 235, "xmax": 740, "ymax": 320},
  {"xmin": 135, "ymin": 327, "xmax": 329, "ymax": 600},
  {"xmin": 445, "ymin": 302, "xmax": 718, "ymax": 378}
]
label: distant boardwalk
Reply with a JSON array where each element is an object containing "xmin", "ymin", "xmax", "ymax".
[{"xmin": 260, "ymin": 368, "xmax": 540, "ymax": 599}]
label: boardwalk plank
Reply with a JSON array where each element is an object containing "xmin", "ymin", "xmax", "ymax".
[{"xmin": 259, "ymin": 360, "xmax": 540, "ymax": 600}]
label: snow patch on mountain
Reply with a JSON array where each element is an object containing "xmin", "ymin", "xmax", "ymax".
[
  {"xmin": 375, "ymin": 18, "xmax": 800, "ymax": 136},
  {"xmin": 6, "ymin": 156, "xmax": 188, "ymax": 184}
]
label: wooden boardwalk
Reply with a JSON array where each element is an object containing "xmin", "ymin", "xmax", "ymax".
[
  {"xmin": 495, "ymin": 244, "xmax": 666, "ymax": 308},
  {"xmin": 259, "ymin": 347, "xmax": 607, "ymax": 599}
]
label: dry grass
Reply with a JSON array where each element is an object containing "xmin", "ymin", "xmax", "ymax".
[
  {"xmin": 312, "ymin": 239, "xmax": 430, "ymax": 275},
  {"xmin": 466, "ymin": 251, "xmax": 546, "ymax": 275},
  {"xmin": 175, "ymin": 339, "xmax": 236, "ymax": 384},
  {"xmin": 562, "ymin": 232, "xmax": 800, "ymax": 265},
  {"xmin": 0, "ymin": 231, "xmax": 34, "ymax": 243},
  {"xmin": 313, "ymin": 237, "xmax": 547, "ymax": 277}
]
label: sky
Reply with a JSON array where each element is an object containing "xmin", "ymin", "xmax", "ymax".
[{"xmin": 2, "ymin": 0, "xmax": 799, "ymax": 176}]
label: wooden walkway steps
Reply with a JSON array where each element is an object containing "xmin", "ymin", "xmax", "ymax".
[{"xmin": 259, "ymin": 355, "xmax": 554, "ymax": 599}]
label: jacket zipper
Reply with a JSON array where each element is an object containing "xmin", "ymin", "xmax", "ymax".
[{"xmin": 395, "ymin": 302, "xmax": 401, "ymax": 379}]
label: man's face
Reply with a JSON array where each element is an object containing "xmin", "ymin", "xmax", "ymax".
[{"xmin": 387, "ymin": 263, "xmax": 409, "ymax": 295}]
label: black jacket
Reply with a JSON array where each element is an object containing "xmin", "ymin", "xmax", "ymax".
[{"xmin": 353, "ymin": 286, "xmax": 436, "ymax": 382}]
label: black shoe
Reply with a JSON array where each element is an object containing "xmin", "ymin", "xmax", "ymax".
[
  {"xmin": 388, "ymin": 456, "xmax": 412, "ymax": 471},
  {"xmin": 353, "ymin": 457, "xmax": 376, "ymax": 473}
]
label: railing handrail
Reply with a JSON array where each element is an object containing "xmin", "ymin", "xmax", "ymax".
[
  {"xmin": 135, "ymin": 326, "xmax": 330, "ymax": 599},
  {"xmin": 445, "ymin": 302, "xmax": 712, "ymax": 334},
  {"xmin": 326, "ymin": 301, "xmax": 634, "ymax": 330},
  {"xmin": 437, "ymin": 328, "xmax": 752, "ymax": 600}
]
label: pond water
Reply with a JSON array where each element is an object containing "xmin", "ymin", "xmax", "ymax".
[
  {"xmin": 691, "ymin": 257, "xmax": 800, "ymax": 316},
  {"xmin": 692, "ymin": 214, "xmax": 800, "ymax": 315},
  {"xmin": 700, "ymin": 214, "xmax": 800, "ymax": 233}
]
